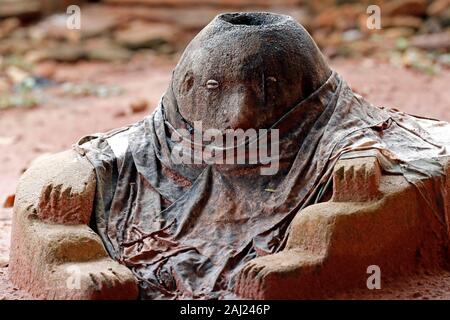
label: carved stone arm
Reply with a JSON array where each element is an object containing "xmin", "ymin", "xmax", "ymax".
[
  {"xmin": 9, "ymin": 150, "xmax": 139, "ymax": 299},
  {"xmin": 236, "ymin": 156, "xmax": 450, "ymax": 299}
]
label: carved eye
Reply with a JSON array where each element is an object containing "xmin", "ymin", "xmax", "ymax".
[
  {"xmin": 181, "ymin": 71, "xmax": 194, "ymax": 93},
  {"xmin": 266, "ymin": 76, "xmax": 277, "ymax": 83},
  {"xmin": 206, "ymin": 79, "xmax": 219, "ymax": 90}
]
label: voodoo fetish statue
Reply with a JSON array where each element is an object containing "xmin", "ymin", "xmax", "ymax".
[{"xmin": 9, "ymin": 12, "xmax": 450, "ymax": 300}]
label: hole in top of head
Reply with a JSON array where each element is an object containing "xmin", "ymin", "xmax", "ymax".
[{"xmin": 219, "ymin": 12, "xmax": 287, "ymax": 27}]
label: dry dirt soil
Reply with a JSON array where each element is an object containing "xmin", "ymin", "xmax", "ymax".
[{"xmin": 1, "ymin": 56, "xmax": 450, "ymax": 300}]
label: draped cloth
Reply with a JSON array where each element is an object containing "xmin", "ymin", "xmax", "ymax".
[{"xmin": 75, "ymin": 72, "xmax": 450, "ymax": 299}]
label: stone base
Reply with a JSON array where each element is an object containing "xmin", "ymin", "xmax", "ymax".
[{"xmin": 8, "ymin": 151, "xmax": 450, "ymax": 299}]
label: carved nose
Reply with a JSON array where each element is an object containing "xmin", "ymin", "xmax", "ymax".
[{"xmin": 224, "ymin": 88, "xmax": 263, "ymax": 130}]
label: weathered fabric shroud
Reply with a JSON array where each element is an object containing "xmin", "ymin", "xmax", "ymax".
[{"xmin": 76, "ymin": 72, "xmax": 450, "ymax": 299}]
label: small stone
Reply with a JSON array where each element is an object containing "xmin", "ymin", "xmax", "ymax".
[
  {"xmin": 0, "ymin": 256, "xmax": 9, "ymax": 268},
  {"xmin": 114, "ymin": 110, "xmax": 127, "ymax": 118},
  {"xmin": 78, "ymin": 11, "xmax": 118, "ymax": 39},
  {"xmin": 411, "ymin": 32, "xmax": 450, "ymax": 50},
  {"xmin": 6, "ymin": 66, "xmax": 28, "ymax": 84},
  {"xmin": 3, "ymin": 194, "xmax": 15, "ymax": 208},
  {"xmin": 34, "ymin": 62, "xmax": 56, "ymax": 79},
  {"xmin": 0, "ymin": 78, "xmax": 9, "ymax": 93},
  {"xmin": 0, "ymin": 17, "xmax": 20, "ymax": 38},
  {"xmin": 342, "ymin": 29, "xmax": 363, "ymax": 42},
  {"xmin": 384, "ymin": 27, "xmax": 416, "ymax": 39},
  {"xmin": 0, "ymin": 1, "xmax": 40, "ymax": 18},
  {"xmin": 0, "ymin": 136, "xmax": 15, "ymax": 146},
  {"xmin": 206, "ymin": 79, "xmax": 219, "ymax": 89},
  {"xmin": 383, "ymin": 16, "xmax": 423, "ymax": 29},
  {"xmin": 427, "ymin": 0, "xmax": 450, "ymax": 17},
  {"xmin": 312, "ymin": 4, "xmax": 362, "ymax": 30},
  {"xmin": 114, "ymin": 21, "xmax": 179, "ymax": 50},
  {"xmin": 130, "ymin": 98, "xmax": 149, "ymax": 114},
  {"xmin": 385, "ymin": 0, "xmax": 428, "ymax": 17},
  {"xmin": 32, "ymin": 143, "xmax": 52, "ymax": 153},
  {"xmin": 41, "ymin": 44, "xmax": 86, "ymax": 62},
  {"xmin": 84, "ymin": 39, "xmax": 132, "ymax": 62}
]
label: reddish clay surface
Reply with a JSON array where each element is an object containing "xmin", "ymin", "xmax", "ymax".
[{"xmin": 0, "ymin": 56, "xmax": 449, "ymax": 299}]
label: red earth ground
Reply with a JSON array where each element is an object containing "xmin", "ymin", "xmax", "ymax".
[{"xmin": 1, "ymin": 56, "xmax": 450, "ymax": 300}]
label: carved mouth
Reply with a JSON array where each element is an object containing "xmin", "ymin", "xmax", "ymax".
[{"xmin": 218, "ymin": 12, "xmax": 288, "ymax": 27}]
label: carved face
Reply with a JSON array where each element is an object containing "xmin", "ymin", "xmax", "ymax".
[{"xmin": 168, "ymin": 12, "xmax": 331, "ymax": 132}]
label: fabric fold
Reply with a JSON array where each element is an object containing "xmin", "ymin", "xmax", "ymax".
[{"xmin": 76, "ymin": 72, "xmax": 450, "ymax": 299}]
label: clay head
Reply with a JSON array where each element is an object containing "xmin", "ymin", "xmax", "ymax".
[{"xmin": 164, "ymin": 12, "xmax": 332, "ymax": 132}]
